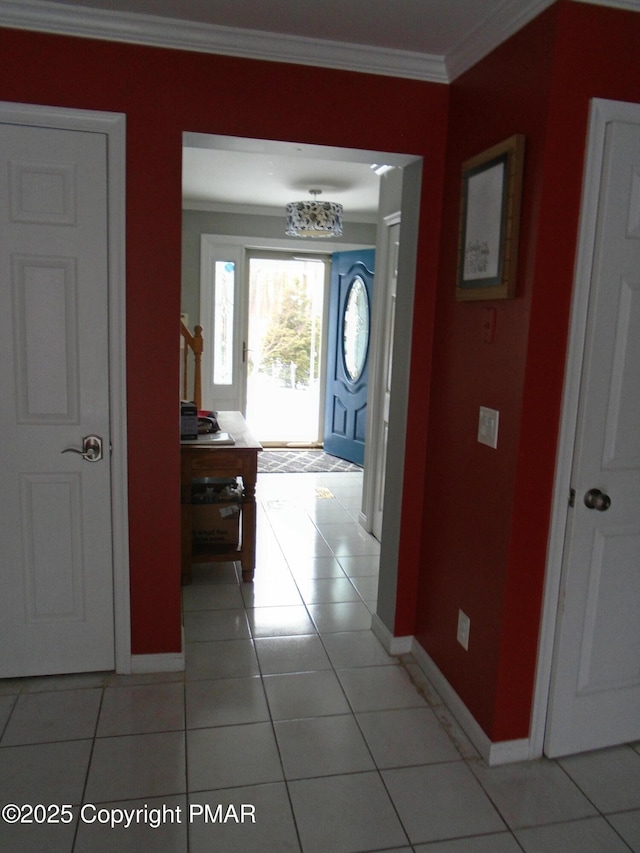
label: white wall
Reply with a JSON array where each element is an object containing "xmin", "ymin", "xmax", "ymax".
[{"xmin": 374, "ymin": 160, "xmax": 423, "ymax": 633}]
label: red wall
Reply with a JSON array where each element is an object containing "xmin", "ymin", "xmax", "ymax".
[
  {"xmin": 0, "ymin": 26, "xmax": 448, "ymax": 656},
  {"xmin": 415, "ymin": 0, "xmax": 640, "ymax": 742}
]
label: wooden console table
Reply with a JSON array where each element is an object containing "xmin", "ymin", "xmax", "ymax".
[{"xmin": 180, "ymin": 411, "xmax": 262, "ymax": 583}]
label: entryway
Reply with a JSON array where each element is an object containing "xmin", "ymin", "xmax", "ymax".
[{"xmin": 184, "ymin": 135, "xmax": 423, "ymax": 638}]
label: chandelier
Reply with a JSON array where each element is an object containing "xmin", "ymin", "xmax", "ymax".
[{"xmin": 285, "ymin": 189, "xmax": 343, "ymax": 238}]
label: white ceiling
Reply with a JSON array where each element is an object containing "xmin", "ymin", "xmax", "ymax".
[
  {"xmin": 183, "ymin": 147, "xmax": 380, "ymax": 220},
  {"xmin": 182, "ymin": 134, "xmax": 416, "ymax": 219},
  {"xmin": 4, "ymin": 0, "xmax": 637, "ymax": 217}
]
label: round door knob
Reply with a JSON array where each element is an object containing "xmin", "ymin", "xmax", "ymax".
[{"xmin": 583, "ymin": 488, "xmax": 611, "ymax": 511}]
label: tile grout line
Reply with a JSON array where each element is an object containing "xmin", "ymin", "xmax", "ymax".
[
  {"xmin": 71, "ymin": 685, "xmax": 106, "ymax": 852},
  {"xmin": 248, "ymin": 491, "xmax": 415, "ymax": 850}
]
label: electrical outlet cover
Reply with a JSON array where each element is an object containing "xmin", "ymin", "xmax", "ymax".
[
  {"xmin": 477, "ymin": 406, "xmax": 499, "ymax": 449},
  {"xmin": 457, "ymin": 609, "xmax": 470, "ymax": 650}
]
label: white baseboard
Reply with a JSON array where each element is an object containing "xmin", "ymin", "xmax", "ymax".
[
  {"xmin": 371, "ymin": 613, "xmax": 413, "ymax": 655},
  {"xmin": 409, "ymin": 638, "xmax": 535, "ymax": 765},
  {"xmin": 487, "ymin": 737, "xmax": 534, "ymax": 765},
  {"xmin": 129, "ymin": 624, "xmax": 186, "ymax": 674},
  {"xmin": 130, "ymin": 651, "xmax": 185, "ymax": 673}
]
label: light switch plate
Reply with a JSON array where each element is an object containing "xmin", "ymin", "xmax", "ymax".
[
  {"xmin": 478, "ymin": 406, "xmax": 499, "ymax": 449},
  {"xmin": 457, "ymin": 609, "xmax": 470, "ymax": 650}
]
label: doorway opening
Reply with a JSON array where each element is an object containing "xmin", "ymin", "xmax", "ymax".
[
  {"xmin": 182, "ymin": 132, "xmax": 423, "ymax": 603},
  {"xmin": 246, "ymin": 252, "xmax": 328, "ymax": 445}
]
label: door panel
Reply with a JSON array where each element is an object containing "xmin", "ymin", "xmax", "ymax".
[
  {"xmin": 324, "ymin": 250, "xmax": 374, "ymax": 465},
  {"xmin": 0, "ymin": 122, "xmax": 115, "ymax": 677},
  {"xmin": 545, "ymin": 116, "xmax": 640, "ymax": 756}
]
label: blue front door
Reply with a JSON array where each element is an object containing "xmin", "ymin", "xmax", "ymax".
[{"xmin": 323, "ymin": 249, "xmax": 375, "ymax": 465}]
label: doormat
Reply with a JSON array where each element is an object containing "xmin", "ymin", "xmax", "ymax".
[{"xmin": 258, "ymin": 450, "xmax": 362, "ymax": 474}]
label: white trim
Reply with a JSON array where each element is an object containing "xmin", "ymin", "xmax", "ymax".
[
  {"xmin": 488, "ymin": 738, "xmax": 532, "ymax": 765},
  {"xmin": 184, "ymin": 132, "xmax": 419, "ymax": 169},
  {"xmin": 446, "ymin": 0, "xmax": 556, "ymax": 80},
  {"xmin": 0, "ymin": 0, "xmax": 447, "ymax": 83},
  {"xmin": 7, "ymin": 0, "xmax": 638, "ymax": 84},
  {"xmin": 0, "ymin": 101, "xmax": 131, "ymax": 675},
  {"xmin": 410, "ymin": 639, "xmax": 533, "ymax": 766},
  {"xmin": 105, "ymin": 112, "xmax": 130, "ymax": 676},
  {"xmin": 531, "ymin": 97, "xmax": 640, "ymax": 758},
  {"xmin": 200, "ymin": 233, "xmax": 373, "ymax": 257},
  {"xmin": 362, "ymin": 210, "xmax": 402, "ymax": 536},
  {"xmin": 383, "ymin": 210, "xmax": 402, "ymax": 226},
  {"xmin": 371, "ymin": 613, "xmax": 413, "ymax": 655},
  {"xmin": 577, "ymin": 0, "xmax": 640, "ymax": 11},
  {"xmin": 130, "ymin": 652, "xmax": 185, "ymax": 674},
  {"xmin": 130, "ymin": 625, "xmax": 185, "ymax": 673},
  {"xmin": 373, "ymin": 620, "xmax": 534, "ymax": 764}
]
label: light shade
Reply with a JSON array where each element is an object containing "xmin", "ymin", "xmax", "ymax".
[{"xmin": 286, "ymin": 198, "xmax": 343, "ymax": 238}]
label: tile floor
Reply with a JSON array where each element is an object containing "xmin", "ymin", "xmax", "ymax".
[{"xmin": 1, "ymin": 470, "xmax": 639, "ymax": 852}]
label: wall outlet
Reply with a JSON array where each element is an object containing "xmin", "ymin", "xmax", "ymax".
[{"xmin": 457, "ymin": 609, "xmax": 470, "ymax": 650}]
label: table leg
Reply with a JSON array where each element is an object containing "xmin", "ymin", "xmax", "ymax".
[{"xmin": 241, "ymin": 476, "xmax": 257, "ymax": 582}]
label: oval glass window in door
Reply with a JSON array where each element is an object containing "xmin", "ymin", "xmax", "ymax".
[{"xmin": 343, "ymin": 275, "xmax": 370, "ymax": 381}]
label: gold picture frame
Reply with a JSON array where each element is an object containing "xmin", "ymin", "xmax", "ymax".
[{"xmin": 456, "ymin": 134, "xmax": 525, "ymax": 301}]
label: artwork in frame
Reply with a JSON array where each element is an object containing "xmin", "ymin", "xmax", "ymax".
[{"xmin": 456, "ymin": 134, "xmax": 525, "ymax": 301}]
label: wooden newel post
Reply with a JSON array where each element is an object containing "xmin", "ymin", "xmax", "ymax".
[{"xmin": 180, "ymin": 320, "xmax": 204, "ymax": 410}]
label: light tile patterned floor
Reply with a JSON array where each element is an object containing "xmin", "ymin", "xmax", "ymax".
[{"xmin": 1, "ymin": 471, "xmax": 639, "ymax": 852}]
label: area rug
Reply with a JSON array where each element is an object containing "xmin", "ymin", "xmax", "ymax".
[{"xmin": 258, "ymin": 450, "xmax": 362, "ymax": 474}]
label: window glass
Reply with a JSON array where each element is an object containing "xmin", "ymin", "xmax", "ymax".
[{"xmin": 213, "ymin": 261, "xmax": 235, "ymax": 385}]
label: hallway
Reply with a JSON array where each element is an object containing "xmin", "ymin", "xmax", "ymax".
[{"xmin": 0, "ymin": 470, "xmax": 639, "ymax": 852}]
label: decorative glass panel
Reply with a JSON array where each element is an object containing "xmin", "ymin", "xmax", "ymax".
[
  {"xmin": 213, "ymin": 261, "xmax": 235, "ymax": 385},
  {"xmin": 343, "ymin": 276, "xmax": 369, "ymax": 382}
]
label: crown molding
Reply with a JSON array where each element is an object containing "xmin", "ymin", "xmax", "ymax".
[
  {"xmin": 3, "ymin": 0, "xmax": 638, "ymax": 86},
  {"xmin": 446, "ymin": 0, "xmax": 640, "ymax": 80},
  {"xmin": 576, "ymin": 0, "xmax": 640, "ymax": 9},
  {"xmin": 0, "ymin": 0, "xmax": 448, "ymax": 83},
  {"xmin": 446, "ymin": 0, "xmax": 556, "ymax": 80}
]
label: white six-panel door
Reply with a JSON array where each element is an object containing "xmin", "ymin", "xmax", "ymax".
[
  {"xmin": 545, "ymin": 104, "xmax": 640, "ymax": 756},
  {"xmin": 0, "ymin": 117, "xmax": 118, "ymax": 677}
]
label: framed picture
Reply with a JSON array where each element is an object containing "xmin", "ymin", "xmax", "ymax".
[{"xmin": 456, "ymin": 134, "xmax": 525, "ymax": 301}]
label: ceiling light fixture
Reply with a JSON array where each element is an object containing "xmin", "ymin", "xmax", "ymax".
[{"xmin": 286, "ymin": 189, "xmax": 343, "ymax": 238}]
